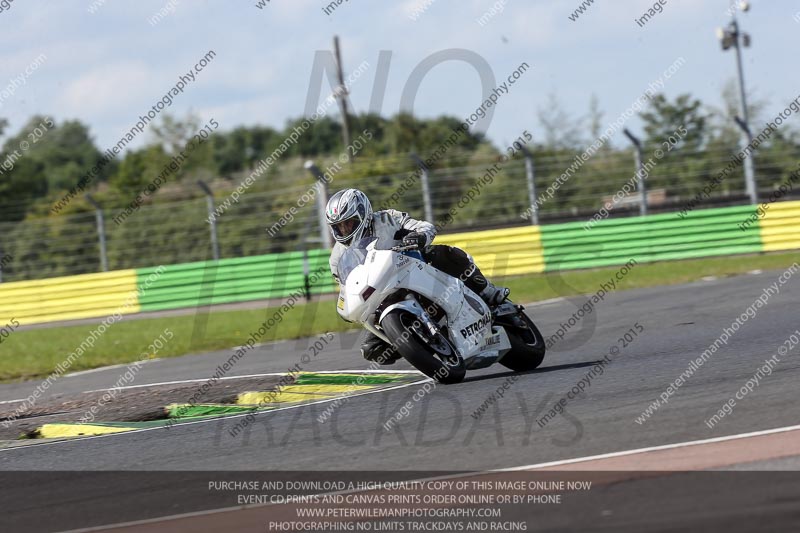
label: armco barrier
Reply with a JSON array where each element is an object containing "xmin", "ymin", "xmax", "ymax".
[
  {"xmin": 4, "ymin": 201, "xmax": 799, "ymax": 326},
  {"xmin": 0, "ymin": 270, "xmax": 140, "ymax": 327},
  {"xmin": 539, "ymin": 204, "xmax": 762, "ymax": 271},
  {"xmin": 436, "ymin": 225, "xmax": 545, "ymax": 277},
  {"xmin": 2, "ymin": 251, "xmax": 335, "ymax": 327},
  {"xmin": 134, "ymin": 249, "xmax": 335, "ymax": 313},
  {"xmin": 759, "ymin": 200, "xmax": 800, "ymax": 252}
]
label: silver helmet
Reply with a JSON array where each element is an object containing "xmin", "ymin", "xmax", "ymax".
[{"xmin": 325, "ymin": 188, "xmax": 373, "ymax": 244}]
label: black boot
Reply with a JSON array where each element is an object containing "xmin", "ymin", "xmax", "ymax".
[
  {"xmin": 361, "ymin": 332, "xmax": 401, "ymax": 365},
  {"xmin": 460, "ymin": 262, "xmax": 510, "ymax": 306},
  {"xmin": 479, "ymin": 284, "xmax": 511, "ymax": 305}
]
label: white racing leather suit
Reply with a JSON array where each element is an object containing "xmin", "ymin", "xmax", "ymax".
[
  {"xmin": 329, "ymin": 209, "xmax": 507, "ymax": 363},
  {"xmin": 329, "ymin": 209, "xmax": 436, "ymax": 282}
]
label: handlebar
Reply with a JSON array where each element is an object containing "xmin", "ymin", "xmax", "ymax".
[{"xmin": 391, "ymin": 244, "xmax": 420, "ymax": 252}]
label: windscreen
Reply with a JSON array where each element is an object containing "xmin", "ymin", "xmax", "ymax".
[{"xmin": 336, "ymin": 237, "xmax": 377, "ymax": 283}]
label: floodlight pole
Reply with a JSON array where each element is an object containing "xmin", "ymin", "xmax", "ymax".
[
  {"xmin": 723, "ymin": 7, "xmax": 758, "ymax": 203},
  {"xmin": 735, "ymin": 115, "xmax": 757, "ymax": 204}
]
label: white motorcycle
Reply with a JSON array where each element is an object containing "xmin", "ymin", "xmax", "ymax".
[{"xmin": 336, "ymin": 237, "xmax": 546, "ymax": 384}]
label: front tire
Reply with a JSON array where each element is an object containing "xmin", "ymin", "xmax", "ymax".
[
  {"xmin": 381, "ymin": 310, "xmax": 465, "ymax": 384},
  {"xmin": 499, "ymin": 310, "xmax": 546, "ymax": 371}
]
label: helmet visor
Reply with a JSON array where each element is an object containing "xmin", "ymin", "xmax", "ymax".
[{"xmin": 331, "ymin": 215, "xmax": 361, "ymax": 241}]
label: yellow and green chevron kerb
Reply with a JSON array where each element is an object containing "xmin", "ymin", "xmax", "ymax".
[
  {"xmin": 0, "ymin": 269, "xmax": 140, "ymax": 327},
  {"xmin": 175, "ymin": 373, "xmax": 416, "ymax": 417},
  {"xmin": 437, "ymin": 225, "xmax": 545, "ymax": 277},
  {"xmin": 24, "ymin": 372, "xmax": 422, "ymax": 443},
  {"xmin": 34, "ymin": 422, "xmax": 150, "ymax": 439}
]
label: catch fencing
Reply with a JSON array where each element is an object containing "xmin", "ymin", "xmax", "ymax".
[
  {"xmin": 2, "ymin": 145, "xmax": 798, "ymax": 283},
  {"xmin": 6, "ymin": 200, "xmax": 800, "ymax": 326}
]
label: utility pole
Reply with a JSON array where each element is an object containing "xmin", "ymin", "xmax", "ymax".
[
  {"xmin": 333, "ymin": 36, "xmax": 353, "ymax": 162},
  {"xmin": 409, "ymin": 154, "xmax": 434, "ymax": 223},
  {"xmin": 519, "ymin": 146, "xmax": 539, "ymax": 226},
  {"xmin": 196, "ymin": 180, "xmax": 221, "ymax": 261},
  {"xmin": 304, "ymin": 161, "xmax": 333, "ymax": 249},
  {"xmin": 623, "ymin": 129, "xmax": 648, "ymax": 217}
]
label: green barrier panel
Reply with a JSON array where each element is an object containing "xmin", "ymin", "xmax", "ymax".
[
  {"xmin": 540, "ymin": 204, "xmax": 762, "ymax": 270},
  {"xmin": 135, "ymin": 249, "xmax": 336, "ymax": 312},
  {"xmin": 137, "ymin": 286, "xmax": 336, "ymax": 313}
]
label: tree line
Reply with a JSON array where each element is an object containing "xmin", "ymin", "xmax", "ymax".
[{"xmin": 1, "ymin": 85, "xmax": 799, "ymax": 281}]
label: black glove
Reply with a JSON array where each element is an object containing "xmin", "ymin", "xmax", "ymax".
[{"xmin": 402, "ymin": 231, "xmax": 428, "ymax": 249}]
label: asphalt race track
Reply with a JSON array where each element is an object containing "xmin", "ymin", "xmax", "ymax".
[{"xmin": 1, "ymin": 268, "xmax": 799, "ymax": 531}]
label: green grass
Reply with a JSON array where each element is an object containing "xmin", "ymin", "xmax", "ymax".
[
  {"xmin": 504, "ymin": 251, "xmax": 800, "ymax": 299},
  {"xmin": 3, "ymin": 251, "xmax": 798, "ymax": 382}
]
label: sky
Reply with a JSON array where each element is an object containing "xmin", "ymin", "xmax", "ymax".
[{"xmin": 1, "ymin": 0, "xmax": 799, "ymax": 155}]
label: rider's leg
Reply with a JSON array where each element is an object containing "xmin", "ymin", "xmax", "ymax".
[
  {"xmin": 361, "ymin": 331, "xmax": 401, "ymax": 364},
  {"xmin": 425, "ymin": 245, "xmax": 509, "ymax": 305}
]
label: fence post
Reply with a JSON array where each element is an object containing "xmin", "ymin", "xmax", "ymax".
[
  {"xmin": 410, "ymin": 153, "xmax": 434, "ymax": 222},
  {"xmin": 302, "ymin": 251, "xmax": 311, "ymax": 302},
  {"xmin": 85, "ymin": 194, "xmax": 109, "ymax": 272},
  {"xmin": 520, "ymin": 146, "xmax": 539, "ymax": 226},
  {"xmin": 197, "ymin": 180, "xmax": 220, "ymax": 261},
  {"xmin": 623, "ymin": 129, "xmax": 648, "ymax": 217}
]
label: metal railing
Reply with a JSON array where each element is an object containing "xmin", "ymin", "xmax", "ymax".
[{"xmin": 1, "ymin": 144, "xmax": 797, "ymax": 283}]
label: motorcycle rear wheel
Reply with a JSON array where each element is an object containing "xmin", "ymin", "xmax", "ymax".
[{"xmin": 499, "ymin": 310, "xmax": 546, "ymax": 371}]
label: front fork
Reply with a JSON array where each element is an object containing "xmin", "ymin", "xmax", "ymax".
[{"xmin": 376, "ymin": 294, "xmax": 449, "ymax": 346}]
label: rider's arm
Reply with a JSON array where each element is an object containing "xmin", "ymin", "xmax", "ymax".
[
  {"xmin": 329, "ymin": 243, "xmax": 345, "ymax": 284},
  {"xmin": 382, "ymin": 209, "xmax": 436, "ymax": 247}
]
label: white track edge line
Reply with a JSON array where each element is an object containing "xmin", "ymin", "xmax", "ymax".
[
  {"xmin": 65, "ymin": 364, "xmax": 129, "ymax": 378},
  {"xmin": 62, "ymin": 422, "xmax": 800, "ymax": 533},
  {"xmin": 497, "ymin": 423, "xmax": 800, "ymax": 471}
]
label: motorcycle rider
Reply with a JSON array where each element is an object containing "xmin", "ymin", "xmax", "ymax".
[{"xmin": 326, "ymin": 188, "xmax": 510, "ymax": 364}]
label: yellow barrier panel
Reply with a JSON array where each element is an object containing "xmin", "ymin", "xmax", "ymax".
[
  {"xmin": 0, "ymin": 269, "xmax": 140, "ymax": 326},
  {"xmin": 436, "ymin": 225, "xmax": 545, "ymax": 277},
  {"xmin": 760, "ymin": 200, "xmax": 800, "ymax": 252}
]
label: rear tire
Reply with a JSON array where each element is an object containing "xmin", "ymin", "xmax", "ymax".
[
  {"xmin": 381, "ymin": 310, "xmax": 465, "ymax": 384},
  {"xmin": 499, "ymin": 311, "xmax": 546, "ymax": 372}
]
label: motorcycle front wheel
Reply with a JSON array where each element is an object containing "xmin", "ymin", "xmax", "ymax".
[{"xmin": 381, "ymin": 310, "xmax": 465, "ymax": 384}]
